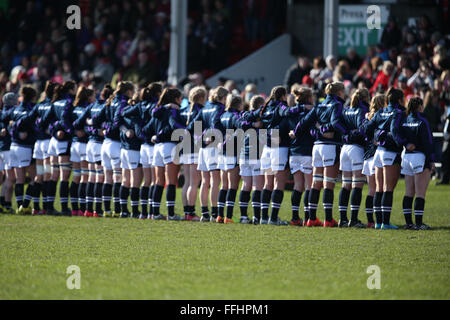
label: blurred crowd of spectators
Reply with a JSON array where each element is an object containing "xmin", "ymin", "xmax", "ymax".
[{"xmin": 0, "ymin": 0, "xmax": 285, "ymax": 96}]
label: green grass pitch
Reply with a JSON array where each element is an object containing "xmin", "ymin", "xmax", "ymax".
[{"xmin": 1, "ymin": 180, "xmax": 449, "ymax": 299}]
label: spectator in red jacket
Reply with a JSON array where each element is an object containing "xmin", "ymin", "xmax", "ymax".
[{"xmin": 370, "ymin": 61, "xmax": 394, "ymax": 94}]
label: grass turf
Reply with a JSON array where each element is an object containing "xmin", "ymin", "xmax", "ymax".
[{"xmin": 0, "ymin": 180, "xmax": 449, "ymax": 299}]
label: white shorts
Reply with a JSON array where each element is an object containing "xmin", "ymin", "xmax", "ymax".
[
  {"xmin": 86, "ymin": 140, "xmax": 102, "ymax": 163},
  {"xmin": 218, "ymin": 155, "xmax": 237, "ymax": 171},
  {"xmin": 0, "ymin": 150, "xmax": 11, "ymax": 170},
  {"xmin": 197, "ymin": 147, "xmax": 220, "ymax": 171},
  {"xmin": 312, "ymin": 144, "xmax": 339, "ymax": 168},
  {"xmin": 70, "ymin": 141, "xmax": 87, "ymax": 162},
  {"xmin": 101, "ymin": 139, "xmax": 121, "ymax": 170},
  {"xmin": 340, "ymin": 144, "xmax": 364, "ymax": 172},
  {"xmin": 140, "ymin": 144, "xmax": 154, "ymax": 168},
  {"xmin": 239, "ymin": 160, "xmax": 262, "ymax": 177},
  {"xmin": 180, "ymin": 152, "xmax": 199, "ymax": 165},
  {"xmin": 9, "ymin": 144, "xmax": 32, "ymax": 168},
  {"xmin": 120, "ymin": 149, "xmax": 140, "ymax": 170},
  {"xmin": 153, "ymin": 142, "xmax": 177, "ymax": 167},
  {"xmin": 260, "ymin": 146, "xmax": 272, "ymax": 171},
  {"xmin": 270, "ymin": 147, "xmax": 289, "ymax": 172},
  {"xmin": 401, "ymin": 152, "xmax": 426, "ymax": 176},
  {"xmin": 373, "ymin": 149, "xmax": 401, "ymax": 168},
  {"xmin": 289, "ymin": 155, "xmax": 313, "ymax": 174},
  {"xmin": 47, "ymin": 137, "xmax": 70, "ymax": 157},
  {"xmin": 362, "ymin": 157, "xmax": 375, "ymax": 176},
  {"xmin": 33, "ymin": 139, "xmax": 50, "ymax": 160}
]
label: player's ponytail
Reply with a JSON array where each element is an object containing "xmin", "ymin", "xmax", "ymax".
[
  {"xmin": 225, "ymin": 94, "xmax": 243, "ymax": 111},
  {"xmin": 368, "ymin": 94, "xmax": 386, "ymax": 120},
  {"xmin": 211, "ymin": 86, "xmax": 229, "ymax": 104},
  {"xmin": 350, "ymin": 88, "xmax": 370, "ymax": 108},
  {"xmin": 52, "ymin": 80, "xmax": 76, "ymax": 102},
  {"xmin": 147, "ymin": 82, "xmax": 163, "ymax": 101},
  {"xmin": 292, "ymin": 86, "xmax": 313, "ymax": 104},
  {"xmin": 385, "ymin": 87, "xmax": 404, "ymax": 106},
  {"xmin": 156, "ymin": 87, "xmax": 182, "ymax": 107},
  {"xmin": 406, "ymin": 97, "xmax": 423, "ymax": 116},
  {"xmin": 99, "ymin": 84, "xmax": 113, "ymax": 102},
  {"xmin": 260, "ymin": 85, "xmax": 286, "ymax": 115},
  {"xmin": 325, "ymin": 81, "xmax": 345, "ymax": 96},
  {"xmin": 20, "ymin": 85, "xmax": 37, "ymax": 103},
  {"xmin": 74, "ymin": 86, "xmax": 94, "ymax": 106},
  {"xmin": 187, "ymin": 86, "xmax": 207, "ymax": 125},
  {"xmin": 106, "ymin": 81, "xmax": 135, "ymax": 106}
]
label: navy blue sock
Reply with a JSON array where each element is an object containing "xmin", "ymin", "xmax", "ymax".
[
  {"xmin": 402, "ymin": 196, "xmax": 414, "ymax": 225},
  {"xmin": 120, "ymin": 186, "xmax": 130, "ymax": 214},
  {"xmin": 59, "ymin": 181, "xmax": 69, "ymax": 211},
  {"xmin": 350, "ymin": 187, "xmax": 362, "ymax": 221},
  {"xmin": 152, "ymin": 185, "xmax": 164, "ymax": 216},
  {"xmin": 270, "ymin": 189, "xmax": 284, "ymax": 221},
  {"xmin": 239, "ymin": 190, "xmax": 251, "ymax": 217},
  {"xmin": 94, "ymin": 183, "xmax": 103, "ymax": 213},
  {"xmin": 218, "ymin": 189, "xmax": 227, "ymax": 218},
  {"xmin": 86, "ymin": 182, "xmax": 95, "ymax": 212},
  {"xmin": 381, "ymin": 191, "xmax": 393, "ymax": 225},
  {"xmin": 113, "ymin": 182, "xmax": 121, "ymax": 213},
  {"xmin": 78, "ymin": 183, "xmax": 87, "ymax": 212},
  {"xmin": 365, "ymin": 195, "xmax": 374, "ymax": 223},
  {"xmin": 166, "ymin": 184, "xmax": 176, "ymax": 217},
  {"xmin": 323, "ymin": 188, "xmax": 334, "ymax": 222},
  {"xmin": 130, "ymin": 187, "xmax": 140, "ymax": 216},
  {"xmin": 102, "ymin": 183, "xmax": 112, "ymax": 213},
  {"xmin": 251, "ymin": 190, "xmax": 261, "ymax": 219},
  {"xmin": 291, "ymin": 190, "xmax": 302, "ymax": 221},
  {"xmin": 338, "ymin": 188, "xmax": 350, "ymax": 222},
  {"xmin": 414, "ymin": 197, "xmax": 425, "ymax": 225},
  {"xmin": 70, "ymin": 182, "xmax": 79, "ymax": 211},
  {"xmin": 303, "ymin": 189, "xmax": 310, "ymax": 222},
  {"xmin": 373, "ymin": 191, "xmax": 383, "ymax": 224},
  {"xmin": 308, "ymin": 188, "xmax": 320, "ymax": 221},
  {"xmin": 225, "ymin": 189, "xmax": 237, "ymax": 219},
  {"xmin": 260, "ymin": 189, "xmax": 272, "ymax": 220},
  {"xmin": 140, "ymin": 186, "xmax": 150, "ymax": 216}
]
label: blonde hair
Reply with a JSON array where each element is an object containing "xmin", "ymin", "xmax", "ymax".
[
  {"xmin": 325, "ymin": 81, "xmax": 345, "ymax": 96},
  {"xmin": 189, "ymin": 86, "xmax": 207, "ymax": 105},
  {"xmin": 211, "ymin": 86, "xmax": 229, "ymax": 103},
  {"xmin": 292, "ymin": 86, "xmax": 313, "ymax": 104},
  {"xmin": 225, "ymin": 94, "xmax": 243, "ymax": 111},
  {"xmin": 368, "ymin": 94, "xmax": 386, "ymax": 120},
  {"xmin": 350, "ymin": 88, "xmax": 370, "ymax": 108},
  {"xmin": 186, "ymin": 86, "xmax": 207, "ymax": 125}
]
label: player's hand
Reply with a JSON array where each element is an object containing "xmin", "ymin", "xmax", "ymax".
[
  {"xmin": 56, "ymin": 130, "xmax": 65, "ymax": 140},
  {"xmin": 19, "ymin": 131, "xmax": 28, "ymax": 140},
  {"xmin": 0, "ymin": 128, "xmax": 6, "ymax": 137},
  {"xmin": 323, "ymin": 131, "xmax": 334, "ymax": 139},
  {"xmin": 75, "ymin": 130, "xmax": 85, "ymax": 138},
  {"xmin": 406, "ymin": 143, "xmax": 416, "ymax": 151},
  {"xmin": 151, "ymin": 135, "xmax": 158, "ymax": 144},
  {"xmin": 205, "ymin": 137, "xmax": 212, "ymax": 145},
  {"xmin": 86, "ymin": 118, "xmax": 94, "ymax": 126},
  {"xmin": 289, "ymin": 130, "xmax": 296, "ymax": 139},
  {"xmin": 252, "ymin": 120, "xmax": 262, "ymax": 129},
  {"xmin": 126, "ymin": 129, "xmax": 135, "ymax": 139}
]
